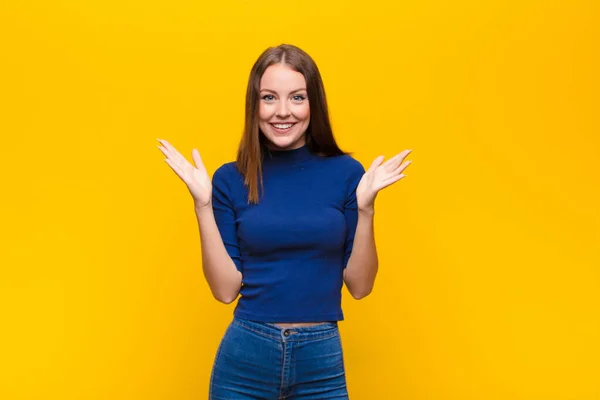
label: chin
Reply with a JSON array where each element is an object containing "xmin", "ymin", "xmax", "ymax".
[
  {"xmin": 263, "ymin": 133, "xmax": 305, "ymax": 150},
  {"xmin": 272, "ymin": 139, "xmax": 300, "ymax": 150}
]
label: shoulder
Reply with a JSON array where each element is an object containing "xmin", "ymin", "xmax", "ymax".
[
  {"xmin": 212, "ymin": 161, "xmax": 247, "ymax": 203},
  {"xmin": 213, "ymin": 161, "xmax": 241, "ymax": 180},
  {"xmin": 343, "ymin": 154, "xmax": 365, "ymax": 173},
  {"xmin": 320, "ymin": 153, "xmax": 365, "ymax": 176},
  {"xmin": 316, "ymin": 154, "xmax": 364, "ymax": 193},
  {"xmin": 319, "ymin": 153, "xmax": 362, "ymax": 166},
  {"xmin": 212, "ymin": 161, "xmax": 243, "ymax": 191}
]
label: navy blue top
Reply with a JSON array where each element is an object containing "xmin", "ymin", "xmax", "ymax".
[{"xmin": 211, "ymin": 143, "xmax": 365, "ymax": 322}]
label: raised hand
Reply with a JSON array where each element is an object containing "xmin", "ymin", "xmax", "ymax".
[
  {"xmin": 157, "ymin": 138, "xmax": 212, "ymax": 209},
  {"xmin": 356, "ymin": 149, "xmax": 413, "ymax": 212}
]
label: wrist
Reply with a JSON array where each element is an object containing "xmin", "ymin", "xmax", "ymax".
[
  {"xmin": 358, "ymin": 207, "xmax": 375, "ymax": 217},
  {"xmin": 194, "ymin": 199, "xmax": 212, "ymax": 213}
]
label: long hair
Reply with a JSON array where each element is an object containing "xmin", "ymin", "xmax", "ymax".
[{"xmin": 236, "ymin": 44, "xmax": 349, "ymax": 204}]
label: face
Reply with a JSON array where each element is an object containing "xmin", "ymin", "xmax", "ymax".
[{"xmin": 258, "ymin": 63, "xmax": 310, "ymax": 151}]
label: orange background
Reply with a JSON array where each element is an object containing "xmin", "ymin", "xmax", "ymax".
[{"xmin": 1, "ymin": 1, "xmax": 598, "ymax": 399}]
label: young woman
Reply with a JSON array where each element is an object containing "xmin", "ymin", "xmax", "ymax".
[{"xmin": 157, "ymin": 44, "xmax": 412, "ymax": 399}]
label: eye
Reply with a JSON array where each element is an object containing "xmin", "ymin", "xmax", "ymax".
[
  {"xmin": 261, "ymin": 94, "xmax": 275, "ymax": 101},
  {"xmin": 292, "ymin": 95, "xmax": 306, "ymax": 102}
]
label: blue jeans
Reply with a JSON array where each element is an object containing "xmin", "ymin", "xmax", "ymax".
[{"xmin": 209, "ymin": 317, "xmax": 349, "ymax": 399}]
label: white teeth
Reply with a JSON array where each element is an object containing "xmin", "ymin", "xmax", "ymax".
[{"xmin": 273, "ymin": 123, "xmax": 293, "ymax": 129}]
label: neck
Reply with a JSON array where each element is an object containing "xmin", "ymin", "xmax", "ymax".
[{"xmin": 263, "ymin": 143, "xmax": 313, "ymax": 166}]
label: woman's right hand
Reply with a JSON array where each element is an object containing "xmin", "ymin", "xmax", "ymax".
[{"xmin": 157, "ymin": 138, "xmax": 212, "ymax": 209}]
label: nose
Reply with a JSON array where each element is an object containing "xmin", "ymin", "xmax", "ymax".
[{"xmin": 275, "ymin": 100, "xmax": 290, "ymax": 118}]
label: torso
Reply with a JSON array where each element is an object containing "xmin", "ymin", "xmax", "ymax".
[{"xmin": 213, "ymin": 148, "xmax": 364, "ymax": 324}]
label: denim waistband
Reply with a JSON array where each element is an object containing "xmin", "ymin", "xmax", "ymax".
[{"xmin": 232, "ymin": 317, "xmax": 339, "ymax": 342}]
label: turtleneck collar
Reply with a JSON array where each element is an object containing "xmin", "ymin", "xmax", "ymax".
[{"xmin": 263, "ymin": 143, "xmax": 314, "ymax": 166}]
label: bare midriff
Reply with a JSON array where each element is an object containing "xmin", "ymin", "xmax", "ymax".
[{"xmin": 273, "ymin": 322, "xmax": 328, "ymax": 328}]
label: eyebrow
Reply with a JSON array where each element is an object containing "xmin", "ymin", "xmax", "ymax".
[{"xmin": 259, "ymin": 88, "xmax": 307, "ymax": 94}]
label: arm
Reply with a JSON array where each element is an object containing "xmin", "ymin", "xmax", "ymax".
[
  {"xmin": 343, "ymin": 208, "xmax": 378, "ymax": 299},
  {"xmin": 157, "ymin": 139, "xmax": 242, "ymax": 304},
  {"xmin": 341, "ymin": 160, "xmax": 377, "ymax": 299},
  {"xmin": 342, "ymin": 149, "xmax": 412, "ymax": 299},
  {"xmin": 195, "ymin": 202, "xmax": 242, "ymax": 304},
  {"xmin": 201, "ymin": 164, "xmax": 244, "ymax": 304}
]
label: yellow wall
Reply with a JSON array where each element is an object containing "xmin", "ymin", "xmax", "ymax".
[{"xmin": 1, "ymin": 1, "xmax": 598, "ymax": 399}]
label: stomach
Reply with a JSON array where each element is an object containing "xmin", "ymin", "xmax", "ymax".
[{"xmin": 272, "ymin": 322, "xmax": 328, "ymax": 328}]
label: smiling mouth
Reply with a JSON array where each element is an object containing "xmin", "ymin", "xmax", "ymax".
[{"xmin": 270, "ymin": 123, "xmax": 296, "ymax": 133}]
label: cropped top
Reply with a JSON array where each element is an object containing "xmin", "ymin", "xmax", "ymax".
[{"xmin": 211, "ymin": 143, "xmax": 365, "ymax": 322}]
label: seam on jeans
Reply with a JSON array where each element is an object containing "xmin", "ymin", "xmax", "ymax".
[
  {"xmin": 233, "ymin": 320, "xmax": 276, "ymax": 340},
  {"xmin": 337, "ymin": 333, "xmax": 347, "ymax": 372},
  {"xmin": 209, "ymin": 324, "xmax": 231, "ymax": 399},
  {"xmin": 293, "ymin": 330, "xmax": 339, "ymax": 342},
  {"xmin": 292, "ymin": 340, "xmax": 297, "ymax": 389},
  {"xmin": 233, "ymin": 319, "xmax": 339, "ymax": 341},
  {"xmin": 279, "ymin": 341, "xmax": 287, "ymax": 397},
  {"xmin": 337, "ymin": 334, "xmax": 349, "ymax": 398}
]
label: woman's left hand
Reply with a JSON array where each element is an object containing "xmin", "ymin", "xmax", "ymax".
[{"xmin": 356, "ymin": 149, "xmax": 413, "ymax": 212}]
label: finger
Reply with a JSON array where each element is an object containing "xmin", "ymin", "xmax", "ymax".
[
  {"xmin": 158, "ymin": 145, "xmax": 185, "ymax": 171},
  {"xmin": 160, "ymin": 139, "xmax": 191, "ymax": 168},
  {"xmin": 157, "ymin": 145, "xmax": 170, "ymax": 159},
  {"xmin": 393, "ymin": 159, "xmax": 412, "ymax": 175},
  {"xmin": 157, "ymin": 138, "xmax": 173, "ymax": 149},
  {"xmin": 191, "ymin": 149, "xmax": 206, "ymax": 173},
  {"xmin": 157, "ymin": 139, "xmax": 177, "ymax": 161},
  {"xmin": 382, "ymin": 149, "xmax": 413, "ymax": 169},
  {"xmin": 164, "ymin": 158, "xmax": 186, "ymax": 181},
  {"xmin": 380, "ymin": 173, "xmax": 406, "ymax": 189},
  {"xmin": 158, "ymin": 146, "xmax": 183, "ymax": 170},
  {"xmin": 158, "ymin": 139, "xmax": 183, "ymax": 161},
  {"xmin": 157, "ymin": 138, "xmax": 172, "ymax": 153},
  {"xmin": 368, "ymin": 155, "xmax": 385, "ymax": 173},
  {"xmin": 381, "ymin": 153, "xmax": 403, "ymax": 171}
]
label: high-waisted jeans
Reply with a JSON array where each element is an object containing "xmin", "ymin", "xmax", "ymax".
[{"xmin": 209, "ymin": 317, "xmax": 349, "ymax": 399}]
